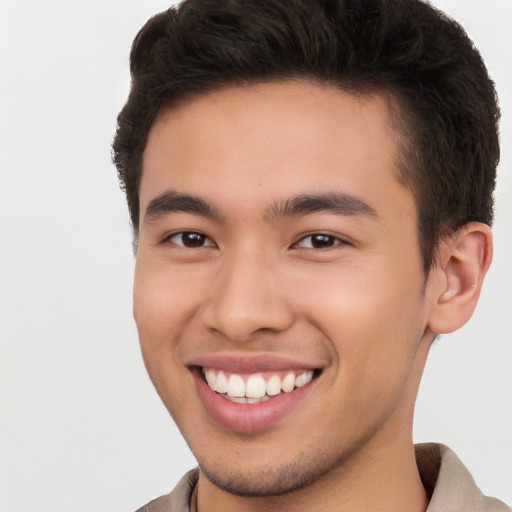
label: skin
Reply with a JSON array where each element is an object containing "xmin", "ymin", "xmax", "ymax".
[{"xmin": 134, "ymin": 81, "xmax": 492, "ymax": 512}]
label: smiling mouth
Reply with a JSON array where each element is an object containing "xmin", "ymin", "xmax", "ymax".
[{"xmin": 201, "ymin": 367, "xmax": 320, "ymax": 404}]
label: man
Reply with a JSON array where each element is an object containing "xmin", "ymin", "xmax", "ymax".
[{"xmin": 112, "ymin": 0, "xmax": 510, "ymax": 511}]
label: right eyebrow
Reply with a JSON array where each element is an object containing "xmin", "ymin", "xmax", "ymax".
[
  {"xmin": 265, "ymin": 192, "xmax": 378, "ymax": 221},
  {"xmin": 143, "ymin": 190, "xmax": 222, "ymax": 223}
]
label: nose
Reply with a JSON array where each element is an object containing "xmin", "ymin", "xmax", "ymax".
[{"xmin": 201, "ymin": 252, "xmax": 294, "ymax": 342}]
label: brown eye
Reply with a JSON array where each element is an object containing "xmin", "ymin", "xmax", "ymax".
[
  {"xmin": 168, "ymin": 232, "xmax": 214, "ymax": 248},
  {"xmin": 295, "ymin": 234, "xmax": 344, "ymax": 249}
]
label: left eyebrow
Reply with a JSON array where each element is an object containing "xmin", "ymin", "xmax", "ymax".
[
  {"xmin": 143, "ymin": 190, "xmax": 222, "ymax": 224},
  {"xmin": 265, "ymin": 192, "xmax": 378, "ymax": 221}
]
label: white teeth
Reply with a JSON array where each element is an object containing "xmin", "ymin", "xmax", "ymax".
[
  {"xmin": 205, "ymin": 369, "xmax": 216, "ymax": 389},
  {"xmin": 227, "ymin": 374, "xmax": 245, "ymax": 397},
  {"xmin": 203, "ymin": 368, "xmax": 316, "ymax": 399},
  {"xmin": 226, "ymin": 396, "xmax": 270, "ymax": 404},
  {"xmin": 228, "ymin": 395, "xmax": 250, "ymax": 404},
  {"xmin": 245, "ymin": 397, "xmax": 263, "ymax": 404},
  {"xmin": 281, "ymin": 372, "xmax": 295, "ymax": 393},
  {"xmin": 246, "ymin": 375, "xmax": 266, "ymax": 398},
  {"xmin": 214, "ymin": 371, "xmax": 228, "ymax": 394},
  {"xmin": 295, "ymin": 370, "xmax": 314, "ymax": 388},
  {"xmin": 266, "ymin": 374, "xmax": 282, "ymax": 396}
]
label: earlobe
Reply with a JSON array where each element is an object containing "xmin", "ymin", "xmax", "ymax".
[{"xmin": 428, "ymin": 222, "xmax": 493, "ymax": 335}]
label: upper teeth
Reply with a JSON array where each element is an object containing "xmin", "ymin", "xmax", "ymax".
[{"xmin": 203, "ymin": 369, "xmax": 314, "ymax": 399}]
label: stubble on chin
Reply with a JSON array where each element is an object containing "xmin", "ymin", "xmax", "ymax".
[{"xmin": 197, "ymin": 444, "xmax": 352, "ymax": 498}]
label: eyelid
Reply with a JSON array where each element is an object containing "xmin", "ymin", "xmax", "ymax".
[
  {"xmin": 293, "ymin": 232, "xmax": 349, "ymax": 249},
  {"xmin": 163, "ymin": 230, "xmax": 216, "ymax": 248}
]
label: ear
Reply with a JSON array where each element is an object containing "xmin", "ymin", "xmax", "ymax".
[{"xmin": 427, "ymin": 222, "xmax": 493, "ymax": 334}]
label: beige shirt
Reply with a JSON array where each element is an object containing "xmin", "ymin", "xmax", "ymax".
[{"xmin": 136, "ymin": 443, "xmax": 510, "ymax": 512}]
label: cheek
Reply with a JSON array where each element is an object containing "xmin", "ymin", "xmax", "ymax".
[
  {"xmin": 133, "ymin": 265, "xmax": 201, "ymax": 411},
  {"xmin": 297, "ymin": 263, "xmax": 427, "ymax": 381},
  {"xmin": 304, "ymin": 277, "xmax": 427, "ymax": 437},
  {"xmin": 132, "ymin": 264, "xmax": 196, "ymax": 391},
  {"xmin": 133, "ymin": 260, "xmax": 204, "ymax": 338}
]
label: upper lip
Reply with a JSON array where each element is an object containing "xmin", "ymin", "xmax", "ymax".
[{"xmin": 186, "ymin": 353, "xmax": 324, "ymax": 374}]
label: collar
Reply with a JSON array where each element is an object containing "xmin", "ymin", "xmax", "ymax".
[{"xmin": 416, "ymin": 443, "xmax": 510, "ymax": 512}]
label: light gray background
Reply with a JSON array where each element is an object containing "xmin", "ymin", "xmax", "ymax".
[{"xmin": 0, "ymin": 1, "xmax": 510, "ymax": 510}]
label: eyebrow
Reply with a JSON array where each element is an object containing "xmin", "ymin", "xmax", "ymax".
[
  {"xmin": 265, "ymin": 192, "xmax": 377, "ymax": 221},
  {"xmin": 144, "ymin": 190, "xmax": 222, "ymax": 223},
  {"xmin": 143, "ymin": 189, "xmax": 377, "ymax": 225}
]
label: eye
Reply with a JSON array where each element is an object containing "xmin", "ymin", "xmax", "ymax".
[
  {"xmin": 294, "ymin": 233, "xmax": 346, "ymax": 249},
  {"xmin": 166, "ymin": 231, "xmax": 215, "ymax": 248}
]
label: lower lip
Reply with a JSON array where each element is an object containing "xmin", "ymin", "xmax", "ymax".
[{"xmin": 193, "ymin": 369, "xmax": 316, "ymax": 433}]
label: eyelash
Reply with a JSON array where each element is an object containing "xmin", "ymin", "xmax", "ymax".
[
  {"xmin": 293, "ymin": 233, "xmax": 348, "ymax": 250},
  {"xmin": 164, "ymin": 231, "xmax": 348, "ymax": 250},
  {"xmin": 164, "ymin": 231, "xmax": 216, "ymax": 248}
]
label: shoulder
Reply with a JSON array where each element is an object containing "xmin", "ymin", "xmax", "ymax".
[
  {"xmin": 135, "ymin": 469, "xmax": 199, "ymax": 512},
  {"xmin": 416, "ymin": 443, "xmax": 510, "ymax": 512}
]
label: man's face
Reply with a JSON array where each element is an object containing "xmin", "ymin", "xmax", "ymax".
[{"xmin": 135, "ymin": 82, "xmax": 437, "ymax": 496}]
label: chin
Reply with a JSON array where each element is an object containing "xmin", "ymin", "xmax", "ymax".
[{"xmin": 197, "ymin": 447, "xmax": 344, "ymax": 497}]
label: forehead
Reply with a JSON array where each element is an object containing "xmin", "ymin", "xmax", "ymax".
[{"xmin": 140, "ymin": 81, "xmax": 413, "ymax": 222}]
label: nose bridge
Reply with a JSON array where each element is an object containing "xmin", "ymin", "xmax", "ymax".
[{"xmin": 203, "ymin": 244, "xmax": 293, "ymax": 341}]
